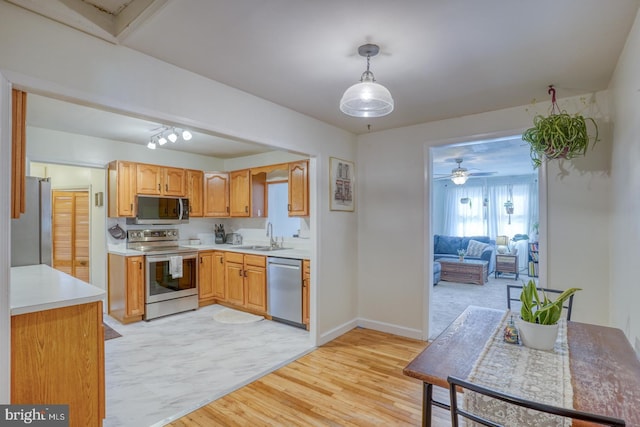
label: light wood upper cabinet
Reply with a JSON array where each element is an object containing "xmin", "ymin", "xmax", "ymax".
[
  {"xmin": 204, "ymin": 172, "xmax": 230, "ymax": 217},
  {"xmin": 186, "ymin": 169, "xmax": 204, "ymax": 217},
  {"xmin": 108, "ymin": 160, "xmax": 136, "ymax": 217},
  {"xmin": 230, "ymin": 169, "xmax": 251, "ymax": 217},
  {"xmin": 136, "ymin": 163, "xmax": 186, "ymax": 197},
  {"xmin": 136, "ymin": 163, "xmax": 162, "ymax": 195},
  {"xmin": 288, "ymin": 160, "xmax": 309, "ymax": 216}
]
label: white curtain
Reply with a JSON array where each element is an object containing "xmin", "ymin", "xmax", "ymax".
[{"xmin": 440, "ymin": 175, "xmax": 538, "ymax": 240}]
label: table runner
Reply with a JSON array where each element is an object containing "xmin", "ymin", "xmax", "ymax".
[{"xmin": 464, "ymin": 312, "xmax": 573, "ymax": 426}]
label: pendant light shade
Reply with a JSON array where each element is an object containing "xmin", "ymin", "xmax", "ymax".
[{"xmin": 340, "ymin": 44, "xmax": 394, "ymax": 118}]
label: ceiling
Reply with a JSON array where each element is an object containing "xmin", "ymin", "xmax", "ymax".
[{"xmin": 9, "ymin": 0, "xmax": 640, "ymax": 168}]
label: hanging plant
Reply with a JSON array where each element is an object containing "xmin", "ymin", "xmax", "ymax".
[
  {"xmin": 522, "ymin": 86, "xmax": 598, "ymax": 168},
  {"xmin": 504, "ymin": 200, "xmax": 514, "ymax": 215}
]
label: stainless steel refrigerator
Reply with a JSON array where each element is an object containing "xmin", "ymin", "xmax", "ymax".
[{"xmin": 11, "ymin": 176, "xmax": 52, "ymax": 267}]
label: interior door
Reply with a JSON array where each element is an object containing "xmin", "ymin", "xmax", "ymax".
[{"xmin": 52, "ymin": 190, "xmax": 90, "ymax": 282}]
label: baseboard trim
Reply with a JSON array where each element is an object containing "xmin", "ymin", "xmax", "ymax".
[
  {"xmin": 357, "ymin": 317, "xmax": 424, "ymax": 340},
  {"xmin": 318, "ymin": 318, "xmax": 358, "ymax": 346}
]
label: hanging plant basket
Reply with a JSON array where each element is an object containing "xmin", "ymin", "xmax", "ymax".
[{"xmin": 522, "ymin": 86, "xmax": 598, "ymax": 168}]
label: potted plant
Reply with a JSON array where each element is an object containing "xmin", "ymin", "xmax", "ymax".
[
  {"xmin": 522, "ymin": 87, "xmax": 598, "ymax": 168},
  {"xmin": 457, "ymin": 249, "xmax": 466, "ymax": 262},
  {"xmin": 517, "ymin": 280, "xmax": 581, "ymax": 350},
  {"xmin": 504, "ymin": 200, "xmax": 514, "ymax": 215}
]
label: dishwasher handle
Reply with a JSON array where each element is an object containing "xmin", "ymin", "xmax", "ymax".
[{"xmin": 269, "ymin": 263, "xmax": 300, "ymax": 270}]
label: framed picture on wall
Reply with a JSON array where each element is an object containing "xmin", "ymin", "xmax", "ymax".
[{"xmin": 330, "ymin": 157, "xmax": 355, "ymax": 212}]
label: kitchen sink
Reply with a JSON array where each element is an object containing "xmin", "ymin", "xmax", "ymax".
[{"xmin": 232, "ymin": 245, "xmax": 292, "ymax": 251}]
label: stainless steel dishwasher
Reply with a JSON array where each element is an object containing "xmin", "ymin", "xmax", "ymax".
[{"xmin": 267, "ymin": 257, "xmax": 304, "ymax": 328}]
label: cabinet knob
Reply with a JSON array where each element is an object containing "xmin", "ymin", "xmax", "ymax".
[
  {"xmin": 158, "ymin": 183, "xmax": 161, "ymax": 191},
  {"xmin": 245, "ymin": 206, "xmax": 248, "ymax": 213},
  {"xmin": 239, "ymin": 269, "xmax": 243, "ymax": 277},
  {"xmin": 165, "ymin": 184, "xmax": 168, "ymax": 191},
  {"xmin": 219, "ymin": 257, "xmax": 223, "ymax": 264},
  {"xmin": 288, "ymin": 204, "xmax": 291, "ymax": 211}
]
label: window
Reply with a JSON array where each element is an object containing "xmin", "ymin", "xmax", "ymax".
[{"xmin": 267, "ymin": 182, "xmax": 301, "ymax": 237}]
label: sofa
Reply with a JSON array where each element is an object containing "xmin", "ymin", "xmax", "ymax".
[{"xmin": 433, "ymin": 234, "xmax": 496, "ymax": 273}]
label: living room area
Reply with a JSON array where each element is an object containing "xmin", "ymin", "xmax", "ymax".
[{"xmin": 429, "ymin": 135, "xmax": 539, "ymax": 339}]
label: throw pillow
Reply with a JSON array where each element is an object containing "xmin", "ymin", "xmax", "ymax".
[{"xmin": 466, "ymin": 239, "xmax": 489, "ymax": 257}]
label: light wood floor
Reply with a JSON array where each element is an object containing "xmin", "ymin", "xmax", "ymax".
[{"xmin": 168, "ymin": 327, "xmax": 454, "ymax": 426}]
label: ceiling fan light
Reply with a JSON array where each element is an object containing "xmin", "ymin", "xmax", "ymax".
[
  {"xmin": 451, "ymin": 173, "xmax": 468, "ymax": 185},
  {"xmin": 182, "ymin": 129, "xmax": 192, "ymax": 141}
]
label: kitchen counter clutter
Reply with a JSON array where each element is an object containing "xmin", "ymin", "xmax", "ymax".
[{"xmin": 10, "ymin": 264, "xmax": 105, "ymax": 315}]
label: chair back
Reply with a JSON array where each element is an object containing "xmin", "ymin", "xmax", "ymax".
[
  {"xmin": 506, "ymin": 284, "xmax": 574, "ymax": 320},
  {"xmin": 448, "ymin": 376, "xmax": 625, "ymax": 427}
]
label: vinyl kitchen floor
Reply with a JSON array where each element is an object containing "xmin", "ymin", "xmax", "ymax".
[{"xmin": 103, "ymin": 304, "xmax": 313, "ymax": 427}]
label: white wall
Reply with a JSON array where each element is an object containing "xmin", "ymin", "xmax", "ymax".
[
  {"xmin": 357, "ymin": 92, "xmax": 612, "ymax": 339},
  {"xmin": 609, "ymin": 7, "xmax": 640, "ymax": 353},
  {"xmin": 0, "ymin": 0, "xmax": 357, "ymax": 361}
]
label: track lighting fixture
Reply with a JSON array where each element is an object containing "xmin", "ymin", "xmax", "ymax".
[
  {"xmin": 168, "ymin": 128, "xmax": 178, "ymax": 143},
  {"xmin": 147, "ymin": 126, "xmax": 193, "ymax": 149}
]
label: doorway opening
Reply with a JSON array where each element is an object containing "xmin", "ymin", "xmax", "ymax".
[
  {"xmin": 30, "ymin": 162, "xmax": 107, "ymax": 291},
  {"xmin": 429, "ymin": 135, "xmax": 540, "ymax": 339}
]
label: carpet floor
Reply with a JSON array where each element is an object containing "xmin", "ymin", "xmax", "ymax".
[{"xmin": 430, "ymin": 271, "xmax": 533, "ymax": 340}]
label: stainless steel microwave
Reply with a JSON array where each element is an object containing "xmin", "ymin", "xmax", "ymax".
[{"xmin": 127, "ymin": 196, "xmax": 190, "ymax": 225}]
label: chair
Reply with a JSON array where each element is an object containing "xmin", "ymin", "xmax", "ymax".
[
  {"xmin": 447, "ymin": 376, "xmax": 626, "ymax": 427},
  {"xmin": 506, "ymin": 284, "xmax": 574, "ymax": 320}
]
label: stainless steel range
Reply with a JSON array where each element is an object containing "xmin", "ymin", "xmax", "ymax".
[{"xmin": 127, "ymin": 229, "xmax": 199, "ymax": 320}]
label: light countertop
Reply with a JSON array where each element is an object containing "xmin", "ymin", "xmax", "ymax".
[
  {"xmin": 108, "ymin": 243, "xmax": 310, "ymax": 260},
  {"xmin": 10, "ymin": 264, "xmax": 105, "ymax": 316}
]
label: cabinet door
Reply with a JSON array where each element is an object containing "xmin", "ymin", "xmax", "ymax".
[
  {"xmin": 198, "ymin": 251, "xmax": 215, "ymax": 302},
  {"xmin": 204, "ymin": 172, "xmax": 230, "ymax": 217},
  {"xmin": 187, "ymin": 169, "xmax": 204, "ymax": 217},
  {"xmin": 245, "ymin": 265, "xmax": 267, "ymax": 313},
  {"xmin": 225, "ymin": 260, "xmax": 245, "ymax": 306},
  {"xmin": 136, "ymin": 163, "xmax": 162, "ymax": 195},
  {"xmin": 288, "ymin": 160, "xmax": 309, "ymax": 216},
  {"xmin": 126, "ymin": 256, "xmax": 145, "ymax": 317},
  {"xmin": 229, "ymin": 169, "xmax": 251, "ymax": 217},
  {"xmin": 213, "ymin": 251, "xmax": 226, "ymax": 300},
  {"xmin": 163, "ymin": 167, "xmax": 186, "ymax": 196},
  {"xmin": 108, "ymin": 161, "xmax": 136, "ymax": 217}
]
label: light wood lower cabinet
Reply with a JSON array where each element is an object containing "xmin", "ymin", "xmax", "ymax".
[
  {"xmin": 108, "ymin": 254, "xmax": 145, "ymax": 323},
  {"xmin": 303, "ymin": 259, "xmax": 310, "ymax": 329},
  {"xmin": 198, "ymin": 250, "xmax": 226, "ymax": 306},
  {"xmin": 224, "ymin": 252, "xmax": 267, "ymax": 314},
  {"xmin": 11, "ymin": 301, "xmax": 105, "ymax": 427}
]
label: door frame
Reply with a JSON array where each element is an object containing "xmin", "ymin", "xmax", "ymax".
[{"xmin": 424, "ymin": 130, "xmax": 548, "ymax": 340}]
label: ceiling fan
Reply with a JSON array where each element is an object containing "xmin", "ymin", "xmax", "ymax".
[{"xmin": 436, "ymin": 158, "xmax": 497, "ymax": 185}]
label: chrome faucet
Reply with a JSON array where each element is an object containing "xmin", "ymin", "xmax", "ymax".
[{"xmin": 267, "ymin": 222, "xmax": 276, "ymax": 247}]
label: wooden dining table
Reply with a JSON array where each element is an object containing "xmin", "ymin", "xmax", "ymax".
[{"xmin": 403, "ymin": 306, "xmax": 640, "ymax": 427}]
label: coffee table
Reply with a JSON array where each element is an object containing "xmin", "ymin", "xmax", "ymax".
[{"xmin": 438, "ymin": 258, "xmax": 488, "ymax": 285}]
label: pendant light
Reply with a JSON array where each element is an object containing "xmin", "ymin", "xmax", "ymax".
[{"xmin": 340, "ymin": 44, "xmax": 394, "ymax": 118}]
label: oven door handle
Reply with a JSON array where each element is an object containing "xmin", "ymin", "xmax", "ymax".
[{"xmin": 146, "ymin": 252, "xmax": 198, "ymax": 263}]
